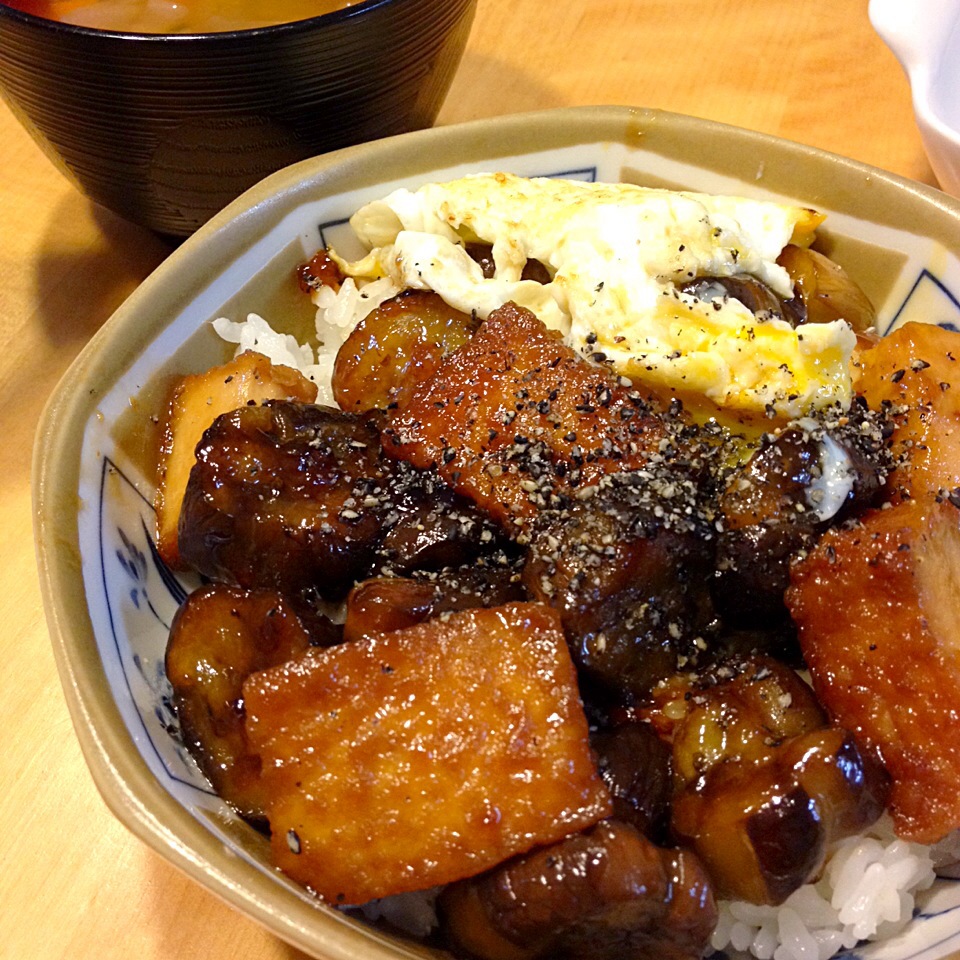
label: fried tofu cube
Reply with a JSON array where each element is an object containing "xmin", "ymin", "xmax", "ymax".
[
  {"xmin": 856, "ymin": 321, "xmax": 960, "ymax": 501},
  {"xmin": 787, "ymin": 498, "xmax": 960, "ymax": 843},
  {"xmin": 155, "ymin": 350, "xmax": 317, "ymax": 567},
  {"xmin": 243, "ymin": 601, "xmax": 612, "ymax": 904},
  {"xmin": 382, "ymin": 302, "xmax": 666, "ymax": 528}
]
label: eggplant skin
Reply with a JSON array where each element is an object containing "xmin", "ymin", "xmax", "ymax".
[
  {"xmin": 440, "ymin": 820, "xmax": 717, "ymax": 960},
  {"xmin": 671, "ymin": 726, "xmax": 889, "ymax": 905}
]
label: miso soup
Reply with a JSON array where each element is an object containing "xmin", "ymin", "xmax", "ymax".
[{"xmin": 2, "ymin": 0, "xmax": 357, "ymax": 33}]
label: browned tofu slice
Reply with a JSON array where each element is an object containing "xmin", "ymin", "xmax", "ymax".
[
  {"xmin": 787, "ymin": 498, "xmax": 960, "ymax": 843},
  {"xmin": 155, "ymin": 350, "xmax": 317, "ymax": 567},
  {"xmin": 856, "ymin": 320, "xmax": 960, "ymax": 501},
  {"xmin": 382, "ymin": 302, "xmax": 666, "ymax": 528},
  {"xmin": 243, "ymin": 601, "xmax": 612, "ymax": 904}
]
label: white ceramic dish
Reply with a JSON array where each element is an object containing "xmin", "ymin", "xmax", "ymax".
[
  {"xmin": 33, "ymin": 105, "xmax": 960, "ymax": 960},
  {"xmin": 870, "ymin": 0, "xmax": 960, "ymax": 197}
]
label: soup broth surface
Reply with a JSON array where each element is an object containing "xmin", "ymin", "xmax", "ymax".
[{"xmin": 3, "ymin": 0, "xmax": 356, "ymax": 33}]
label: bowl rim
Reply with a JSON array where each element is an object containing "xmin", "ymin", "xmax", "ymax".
[
  {"xmin": 0, "ymin": 0, "xmax": 413, "ymax": 40},
  {"xmin": 31, "ymin": 103, "xmax": 960, "ymax": 960}
]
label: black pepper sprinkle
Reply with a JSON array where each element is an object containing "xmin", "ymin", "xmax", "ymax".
[{"xmin": 891, "ymin": 369, "xmax": 906, "ymax": 383}]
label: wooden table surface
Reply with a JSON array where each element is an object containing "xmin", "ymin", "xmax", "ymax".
[{"xmin": 0, "ymin": 1, "xmax": 950, "ymax": 958}]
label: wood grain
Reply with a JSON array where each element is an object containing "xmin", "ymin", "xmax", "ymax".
[{"xmin": 1, "ymin": 1, "xmax": 949, "ymax": 958}]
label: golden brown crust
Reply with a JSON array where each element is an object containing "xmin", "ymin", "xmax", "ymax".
[
  {"xmin": 787, "ymin": 498, "xmax": 960, "ymax": 843},
  {"xmin": 382, "ymin": 302, "xmax": 667, "ymax": 528},
  {"xmin": 243, "ymin": 601, "xmax": 612, "ymax": 904}
]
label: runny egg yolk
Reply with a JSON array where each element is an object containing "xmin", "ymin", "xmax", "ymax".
[{"xmin": 332, "ymin": 172, "xmax": 856, "ymax": 420}]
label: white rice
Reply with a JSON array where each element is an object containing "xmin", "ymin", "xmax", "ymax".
[
  {"xmin": 712, "ymin": 817, "xmax": 941, "ymax": 960},
  {"xmin": 213, "ymin": 287, "xmax": 960, "ymax": 960},
  {"xmin": 213, "ymin": 275, "xmax": 398, "ymax": 405}
]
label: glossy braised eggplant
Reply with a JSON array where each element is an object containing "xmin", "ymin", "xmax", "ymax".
[
  {"xmin": 178, "ymin": 401, "xmax": 505, "ymax": 606},
  {"xmin": 333, "ymin": 290, "xmax": 479, "ymax": 412},
  {"xmin": 343, "ymin": 557, "xmax": 525, "ymax": 643},
  {"xmin": 776, "ymin": 244, "xmax": 877, "ymax": 331},
  {"xmin": 678, "ymin": 274, "xmax": 804, "ymax": 326},
  {"xmin": 441, "ymin": 819, "xmax": 717, "ymax": 960},
  {"xmin": 165, "ymin": 583, "xmax": 319, "ymax": 821},
  {"xmin": 644, "ymin": 656, "xmax": 889, "ymax": 904},
  {"xmin": 713, "ymin": 415, "xmax": 888, "ymax": 630},
  {"xmin": 592, "ymin": 722, "xmax": 673, "ymax": 844},
  {"xmin": 522, "ymin": 469, "xmax": 716, "ymax": 699}
]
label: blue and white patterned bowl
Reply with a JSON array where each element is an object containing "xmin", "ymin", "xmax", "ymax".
[{"xmin": 32, "ymin": 105, "xmax": 960, "ymax": 960}]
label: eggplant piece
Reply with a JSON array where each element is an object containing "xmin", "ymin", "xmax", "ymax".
[
  {"xmin": 374, "ymin": 458, "xmax": 507, "ymax": 575},
  {"xmin": 343, "ymin": 557, "xmax": 525, "ymax": 643},
  {"xmin": 714, "ymin": 422, "xmax": 887, "ymax": 630},
  {"xmin": 641, "ymin": 656, "xmax": 887, "ymax": 904},
  {"xmin": 440, "ymin": 820, "xmax": 717, "ymax": 960},
  {"xmin": 465, "ymin": 242, "xmax": 553, "ymax": 284},
  {"xmin": 179, "ymin": 402, "xmax": 389, "ymax": 600},
  {"xmin": 592, "ymin": 723, "xmax": 673, "ymax": 843},
  {"xmin": 179, "ymin": 401, "xmax": 506, "ymax": 603},
  {"xmin": 332, "ymin": 289, "xmax": 479, "ymax": 412},
  {"xmin": 671, "ymin": 725, "xmax": 889, "ymax": 905},
  {"xmin": 164, "ymin": 583, "xmax": 316, "ymax": 822},
  {"xmin": 777, "ymin": 244, "xmax": 877, "ymax": 331},
  {"xmin": 678, "ymin": 274, "xmax": 800, "ymax": 325},
  {"xmin": 523, "ymin": 469, "xmax": 716, "ymax": 699},
  {"xmin": 641, "ymin": 655, "xmax": 825, "ymax": 782},
  {"xmin": 155, "ymin": 350, "xmax": 318, "ymax": 568}
]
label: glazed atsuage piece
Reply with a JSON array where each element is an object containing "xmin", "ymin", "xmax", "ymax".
[{"xmin": 381, "ymin": 302, "xmax": 673, "ymax": 528}]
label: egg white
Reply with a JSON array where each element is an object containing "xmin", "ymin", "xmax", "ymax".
[{"xmin": 332, "ymin": 172, "xmax": 856, "ymax": 419}]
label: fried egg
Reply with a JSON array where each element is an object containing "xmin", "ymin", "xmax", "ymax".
[{"xmin": 332, "ymin": 172, "xmax": 856, "ymax": 419}]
